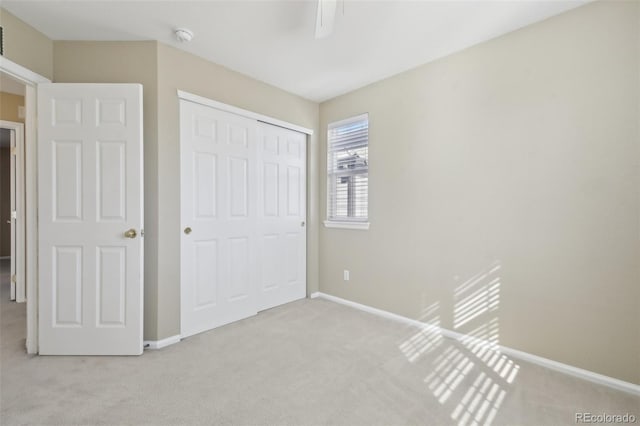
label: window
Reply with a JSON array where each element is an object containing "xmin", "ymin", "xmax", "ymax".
[{"xmin": 326, "ymin": 113, "xmax": 369, "ymax": 229}]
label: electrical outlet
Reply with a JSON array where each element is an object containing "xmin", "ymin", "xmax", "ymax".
[{"xmin": 343, "ymin": 270, "xmax": 350, "ymax": 281}]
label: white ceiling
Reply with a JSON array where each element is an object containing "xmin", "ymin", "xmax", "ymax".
[{"xmin": 4, "ymin": 0, "xmax": 590, "ymax": 102}]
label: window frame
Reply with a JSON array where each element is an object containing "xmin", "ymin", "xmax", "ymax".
[{"xmin": 324, "ymin": 113, "xmax": 370, "ymax": 231}]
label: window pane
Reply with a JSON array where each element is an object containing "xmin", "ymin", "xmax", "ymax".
[{"xmin": 327, "ymin": 114, "xmax": 368, "ymax": 222}]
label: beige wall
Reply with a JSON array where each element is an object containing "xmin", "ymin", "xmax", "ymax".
[
  {"xmin": 52, "ymin": 41, "xmax": 320, "ymax": 340},
  {"xmin": 0, "ymin": 8, "xmax": 53, "ymax": 80},
  {"xmin": 53, "ymin": 41, "xmax": 160, "ymax": 340},
  {"xmin": 319, "ymin": 0, "xmax": 640, "ymax": 384},
  {"xmin": 0, "ymin": 92, "xmax": 25, "ymax": 123},
  {"xmin": 155, "ymin": 43, "xmax": 319, "ymax": 339},
  {"xmin": 0, "ymin": 92, "xmax": 25, "ymax": 257}
]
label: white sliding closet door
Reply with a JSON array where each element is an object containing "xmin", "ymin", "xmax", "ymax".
[
  {"xmin": 180, "ymin": 99, "xmax": 307, "ymax": 338},
  {"xmin": 180, "ymin": 100, "xmax": 258, "ymax": 338},
  {"xmin": 257, "ymin": 123, "xmax": 307, "ymax": 311}
]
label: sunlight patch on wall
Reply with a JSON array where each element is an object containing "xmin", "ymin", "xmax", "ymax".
[
  {"xmin": 454, "ymin": 264, "xmax": 500, "ymax": 329},
  {"xmin": 461, "ymin": 318, "xmax": 500, "ymax": 350}
]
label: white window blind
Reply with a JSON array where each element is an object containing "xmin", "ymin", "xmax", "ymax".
[{"xmin": 327, "ymin": 113, "xmax": 368, "ymax": 223}]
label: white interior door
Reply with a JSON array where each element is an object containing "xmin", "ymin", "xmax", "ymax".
[
  {"xmin": 4, "ymin": 120, "xmax": 26, "ymax": 304},
  {"xmin": 180, "ymin": 100, "xmax": 258, "ymax": 338},
  {"xmin": 9, "ymin": 128, "xmax": 16, "ymax": 301},
  {"xmin": 257, "ymin": 122, "xmax": 307, "ymax": 311},
  {"xmin": 38, "ymin": 83, "xmax": 144, "ymax": 355}
]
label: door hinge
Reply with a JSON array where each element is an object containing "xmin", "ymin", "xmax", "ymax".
[
  {"xmin": 11, "ymin": 275, "xmax": 16, "ymax": 283},
  {"xmin": 10, "ymin": 147, "xmax": 17, "ymax": 156}
]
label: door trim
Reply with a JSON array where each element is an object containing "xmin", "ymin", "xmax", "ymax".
[
  {"xmin": 0, "ymin": 56, "xmax": 52, "ymax": 354},
  {"xmin": 177, "ymin": 90, "xmax": 314, "ymax": 136},
  {"xmin": 1, "ymin": 120, "xmax": 25, "ymax": 302},
  {"xmin": 0, "ymin": 58, "xmax": 50, "ymax": 86}
]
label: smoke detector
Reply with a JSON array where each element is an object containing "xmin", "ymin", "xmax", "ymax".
[{"xmin": 174, "ymin": 28, "xmax": 194, "ymax": 43}]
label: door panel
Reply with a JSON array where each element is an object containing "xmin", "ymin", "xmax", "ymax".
[
  {"xmin": 97, "ymin": 141, "xmax": 126, "ymax": 221},
  {"xmin": 194, "ymin": 240, "xmax": 218, "ymax": 308},
  {"xmin": 229, "ymin": 157, "xmax": 248, "ymax": 217},
  {"xmin": 257, "ymin": 122, "xmax": 307, "ymax": 311},
  {"xmin": 194, "ymin": 153, "xmax": 217, "ymax": 218},
  {"xmin": 263, "ymin": 163, "xmax": 279, "ymax": 216},
  {"xmin": 228, "ymin": 237, "xmax": 249, "ymax": 300},
  {"xmin": 52, "ymin": 141, "xmax": 82, "ymax": 220},
  {"xmin": 180, "ymin": 101, "xmax": 257, "ymax": 338},
  {"xmin": 285, "ymin": 232, "xmax": 300, "ymax": 284},
  {"xmin": 287, "ymin": 166, "xmax": 301, "ymax": 216},
  {"xmin": 38, "ymin": 83, "xmax": 143, "ymax": 355},
  {"xmin": 53, "ymin": 246, "xmax": 82, "ymax": 326},
  {"xmin": 262, "ymin": 234, "xmax": 280, "ymax": 290},
  {"xmin": 97, "ymin": 246, "xmax": 126, "ymax": 327}
]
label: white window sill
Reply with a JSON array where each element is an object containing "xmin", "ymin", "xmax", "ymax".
[{"xmin": 323, "ymin": 220, "xmax": 370, "ymax": 230}]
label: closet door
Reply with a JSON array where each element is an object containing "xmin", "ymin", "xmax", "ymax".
[
  {"xmin": 257, "ymin": 122, "xmax": 307, "ymax": 311},
  {"xmin": 180, "ymin": 100, "xmax": 258, "ymax": 338}
]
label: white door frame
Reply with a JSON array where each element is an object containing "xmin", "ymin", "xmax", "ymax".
[
  {"xmin": 0, "ymin": 57, "xmax": 51, "ymax": 354},
  {"xmin": 1, "ymin": 120, "xmax": 25, "ymax": 302},
  {"xmin": 177, "ymin": 91, "xmax": 314, "ymax": 136}
]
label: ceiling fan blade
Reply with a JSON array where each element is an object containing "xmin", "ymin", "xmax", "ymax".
[{"xmin": 315, "ymin": 0, "xmax": 337, "ymax": 39}]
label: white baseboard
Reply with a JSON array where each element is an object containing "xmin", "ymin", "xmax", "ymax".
[
  {"xmin": 144, "ymin": 335, "xmax": 181, "ymax": 350},
  {"xmin": 313, "ymin": 292, "xmax": 640, "ymax": 396}
]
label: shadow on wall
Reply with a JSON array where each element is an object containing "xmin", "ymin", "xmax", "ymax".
[{"xmin": 397, "ymin": 261, "xmax": 520, "ymax": 426}]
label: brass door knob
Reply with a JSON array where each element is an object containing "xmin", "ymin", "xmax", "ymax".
[
  {"xmin": 184, "ymin": 227, "xmax": 192, "ymax": 235},
  {"xmin": 124, "ymin": 228, "xmax": 137, "ymax": 239}
]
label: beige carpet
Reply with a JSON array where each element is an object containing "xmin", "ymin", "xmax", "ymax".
[{"xmin": 1, "ymin": 259, "xmax": 637, "ymax": 425}]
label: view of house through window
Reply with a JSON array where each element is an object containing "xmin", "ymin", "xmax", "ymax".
[{"xmin": 327, "ymin": 114, "xmax": 369, "ymax": 222}]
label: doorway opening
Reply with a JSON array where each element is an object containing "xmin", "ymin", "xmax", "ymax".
[
  {"xmin": 0, "ymin": 57, "xmax": 51, "ymax": 354},
  {"xmin": 1, "ymin": 73, "xmax": 27, "ymax": 305}
]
